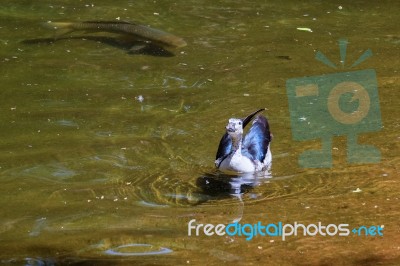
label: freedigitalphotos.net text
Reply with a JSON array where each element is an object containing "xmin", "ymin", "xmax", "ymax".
[{"xmin": 187, "ymin": 219, "xmax": 383, "ymax": 241}]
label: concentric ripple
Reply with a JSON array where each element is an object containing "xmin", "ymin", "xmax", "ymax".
[{"xmin": 104, "ymin": 243, "xmax": 172, "ymax": 256}]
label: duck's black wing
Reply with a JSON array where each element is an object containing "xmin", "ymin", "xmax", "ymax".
[
  {"xmin": 242, "ymin": 115, "xmax": 272, "ymax": 162},
  {"xmin": 241, "ymin": 108, "xmax": 266, "ymax": 128},
  {"xmin": 215, "ymin": 132, "xmax": 232, "ymax": 166}
]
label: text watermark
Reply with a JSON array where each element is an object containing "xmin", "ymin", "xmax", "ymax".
[
  {"xmin": 286, "ymin": 39, "xmax": 382, "ymax": 168},
  {"xmin": 188, "ymin": 219, "xmax": 384, "ymax": 241}
]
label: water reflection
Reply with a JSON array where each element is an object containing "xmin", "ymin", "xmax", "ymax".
[
  {"xmin": 29, "ymin": 217, "xmax": 47, "ymax": 237},
  {"xmin": 1, "ymin": 257, "xmax": 55, "ymax": 266},
  {"xmin": 197, "ymin": 171, "xmax": 263, "ymax": 197},
  {"xmin": 196, "ymin": 171, "xmax": 272, "ymax": 222}
]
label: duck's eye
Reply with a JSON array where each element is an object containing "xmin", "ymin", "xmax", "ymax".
[{"xmin": 238, "ymin": 121, "xmax": 242, "ymax": 125}]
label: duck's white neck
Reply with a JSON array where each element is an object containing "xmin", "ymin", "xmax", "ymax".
[{"xmin": 230, "ymin": 134, "xmax": 243, "ymax": 154}]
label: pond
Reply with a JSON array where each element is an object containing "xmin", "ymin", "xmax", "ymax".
[{"xmin": 0, "ymin": 0, "xmax": 399, "ymax": 265}]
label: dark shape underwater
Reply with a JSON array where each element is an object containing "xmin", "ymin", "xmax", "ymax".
[{"xmin": 21, "ymin": 36, "xmax": 175, "ymax": 57}]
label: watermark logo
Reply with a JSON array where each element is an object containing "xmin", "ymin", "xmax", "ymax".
[
  {"xmin": 188, "ymin": 219, "xmax": 384, "ymax": 241},
  {"xmin": 286, "ymin": 39, "xmax": 382, "ymax": 168}
]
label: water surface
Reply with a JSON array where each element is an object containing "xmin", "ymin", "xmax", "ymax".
[{"xmin": 0, "ymin": 1, "xmax": 399, "ymax": 265}]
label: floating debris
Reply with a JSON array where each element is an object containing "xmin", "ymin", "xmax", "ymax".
[
  {"xmin": 352, "ymin": 188, "xmax": 362, "ymax": 193},
  {"xmin": 276, "ymin": 55, "xmax": 292, "ymax": 60},
  {"xmin": 297, "ymin": 27, "xmax": 313, "ymax": 32},
  {"xmin": 135, "ymin": 95, "xmax": 144, "ymax": 103}
]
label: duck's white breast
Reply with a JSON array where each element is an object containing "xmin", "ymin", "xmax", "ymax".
[{"xmin": 219, "ymin": 153, "xmax": 256, "ymax": 173}]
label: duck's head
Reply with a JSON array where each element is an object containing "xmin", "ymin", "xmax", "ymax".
[{"xmin": 226, "ymin": 118, "xmax": 243, "ymax": 137}]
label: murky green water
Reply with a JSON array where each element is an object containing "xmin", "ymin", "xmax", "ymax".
[{"xmin": 1, "ymin": 1, "xmax": 399, "ymax": 265}]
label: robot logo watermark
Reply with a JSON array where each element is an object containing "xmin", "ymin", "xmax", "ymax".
[{"xmin": 286, "ymin": 39, "xmax": 382, "ymax": 168}]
